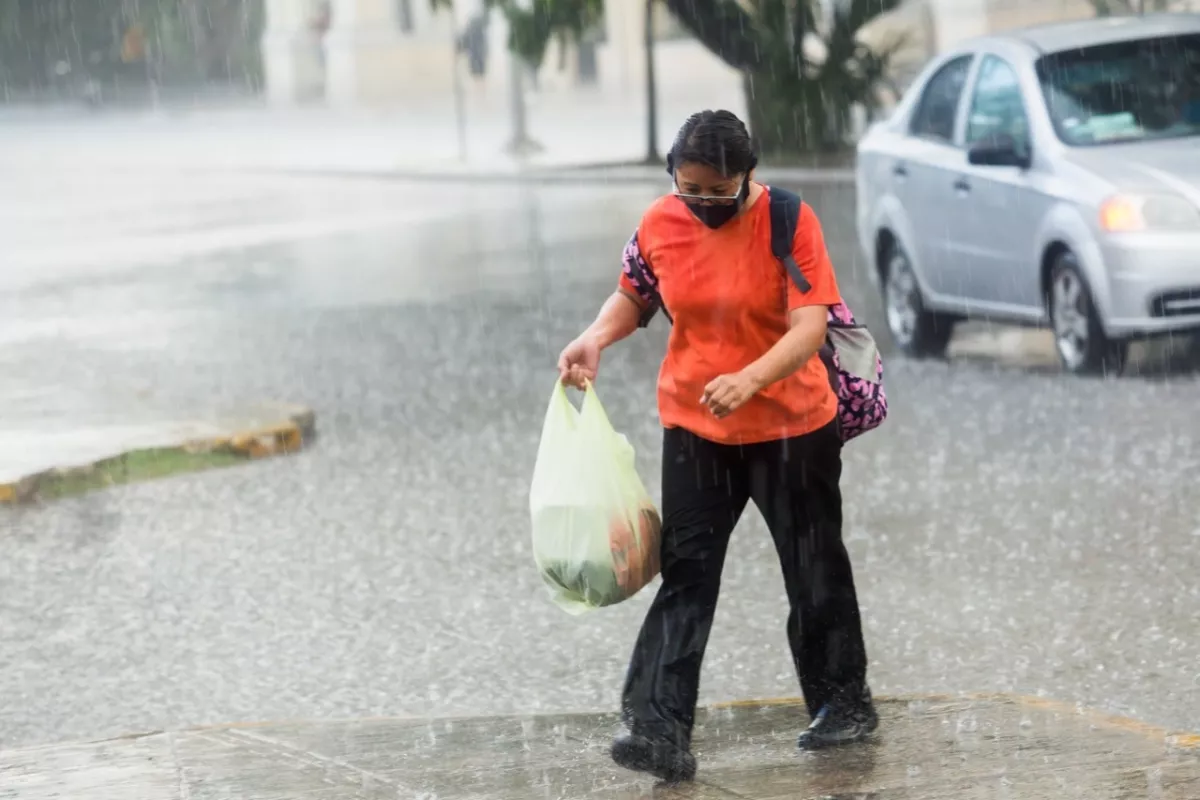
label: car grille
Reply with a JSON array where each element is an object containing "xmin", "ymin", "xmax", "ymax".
[{"xmin": 1151, "ymin": 288, "xmax": 1200, "ymax": 317}]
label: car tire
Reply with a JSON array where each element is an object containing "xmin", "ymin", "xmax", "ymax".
[
  {"xmin": 882, "ymin": 242, "xmax": 955, "ymax": 358},
  {"xmin": 1047, "ymin": 251, "xmax": 1127, "ymax": 376}
]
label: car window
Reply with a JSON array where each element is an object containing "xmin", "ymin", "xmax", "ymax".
[
  {"xmin": 1037, "ymin": 33, "xmax": 1200, "ymax": 146},
  {"xmin": 910, "ymin": 55, "xmax": 974, "ymax": 143},
  {"xmin": 965, "ymin": 55, "xmax": 1030, "ymax": 154}
]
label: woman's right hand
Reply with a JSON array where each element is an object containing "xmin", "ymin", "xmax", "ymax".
[{"xmin": 557, "ymin": 335, "xmax": 601, "ymax": 389}]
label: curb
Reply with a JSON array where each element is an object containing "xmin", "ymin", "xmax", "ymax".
[
  {"xmin": 710, "ymin": 692, "xmax": 1200, "ymax": 753},
  {"xmin": 14, "ymin": 160, "xmax": 856, "ymax": 187},
  {"xmin": 0, "ymin": 404, "xmax": 316, "ymax": 506},
  {"xmin": 225, "ymin": 164, "xmax": 857, "ymax": 187},
  {"xmin": 46, "ymin": 692, "xmax": 1198, "ymax": 754}
]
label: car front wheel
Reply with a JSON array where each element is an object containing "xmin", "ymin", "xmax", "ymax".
[
  {"xmin": 1048, "ymin": 251, "xmax": 1127, "ymax": 376},
  {"xmin": 883, "ymin": 243, "xmax": 955, "ymax": 357}
]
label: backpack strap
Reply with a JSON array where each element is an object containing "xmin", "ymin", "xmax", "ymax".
[
  {"xmin": 621, "ymin": 229, "xmax": 671, "ymax": 328},
  {"xmin": 767, "ymin": 186, "xmax": 811, "ymax": 293},
  {"xmin": 769, "ymin": 186, "xmax": 841, "ymax": 387},
  {"xmin": 643, "ymin": 295, "xmax": 671, "ymax": 328}
]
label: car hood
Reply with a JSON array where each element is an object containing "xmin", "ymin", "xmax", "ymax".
[{"xmin": 1065, "ymin": 138, "xmax": 1200, "ymax": 202}]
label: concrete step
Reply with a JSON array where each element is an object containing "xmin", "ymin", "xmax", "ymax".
[{"xmin": 0, "ymin": 401, "xmax": 315, "ymax": 504}]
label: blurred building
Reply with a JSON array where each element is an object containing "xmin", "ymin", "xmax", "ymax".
[{"xmin": 260, "ymin": 0, "xmax": 1200, "ymax": 109}]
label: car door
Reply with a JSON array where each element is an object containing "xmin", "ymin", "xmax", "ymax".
[
  {"xmin": 899, "ymin": 53, "xmax": 976, "ymax": 305},
  {"xmin": 950, "ymin": 53, "xmax": 1048, "ymax": 313}
]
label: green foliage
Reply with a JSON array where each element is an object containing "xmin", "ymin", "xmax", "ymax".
[
  {"xmin": 1090, "ymin": 0, "xmax": 1170, "ymax": 14},
  {"xmin": 445, "ymin": 0, "xmax": 900, "ymax": 152},
  {"xmin": 431, "ymin": 0, "xmax": 604, "ymax": 68},
  {"xmin": 0, "ymin": 0, "xmax": 263, "ymax": 90},
  {"xmin": 153, "ymin": 0, "xmax": 266, "ymax": 85},
  {"xmin": 506, "ymin": 0, "xmax": 603, "ymax": 68},
  {"xmin": 426, "ymin": 0, "xmax": 900, "ymax": 150},
  {"xmin": 0, "ymin": 0, "xmax": 123, "ymax": 86},
  {"xmin": 663, "ymin": 0, "xmax": 903, "ymax": 152},
  {"xmin": 434, "ymin": 0, "xmax": 901, "ymax": 153}
]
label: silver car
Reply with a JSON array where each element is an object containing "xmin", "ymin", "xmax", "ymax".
[{"xmin": 856, "ymin": 13, "xmax": 1200, "ymax": 374}]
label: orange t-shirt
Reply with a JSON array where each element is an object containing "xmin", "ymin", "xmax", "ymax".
[{"xmin": 618, "ymin": 185, "xmax": 842, "ymax": 446}]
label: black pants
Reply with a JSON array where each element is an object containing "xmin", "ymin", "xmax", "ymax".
[{"xmin": 621, "ymin": 420, "xmax": 869, "ymax": 745}]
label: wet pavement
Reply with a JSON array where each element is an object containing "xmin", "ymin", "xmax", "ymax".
[
  {"xmin": 3, "ymin": 696, "xmax": 1198, "ymax": 798},
  {"xmin": 1, "ymin": 167, "xmax": 1199, "ymax": 755},
  {"xmin": 0, "ymin": 91, "xmax": 749, "ymax": 177}
]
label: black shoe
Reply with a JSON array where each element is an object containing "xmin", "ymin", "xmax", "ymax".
[
  {"xmin": 611, "ymin": 732, "xmax": 697, "ymax": 783},
  {"xmin": 796, "ymin": 703, "xmax": 879, "ymax": 750}
]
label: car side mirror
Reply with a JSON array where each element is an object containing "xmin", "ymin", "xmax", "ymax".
[{"xmin": 967, "ymin": 134, "xmax": 1031, "ymax": 169}]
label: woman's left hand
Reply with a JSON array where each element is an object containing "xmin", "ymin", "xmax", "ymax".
[{"xmin": 701, "ymin": 371, "xmax": 762, "ymax": 418}]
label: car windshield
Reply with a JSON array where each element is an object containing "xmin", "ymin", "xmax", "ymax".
[{"xmin": 1036, "ymin": 32, "xmax": 1200, "ymax": 146}]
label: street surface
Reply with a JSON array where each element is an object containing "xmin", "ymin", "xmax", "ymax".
[{"xmin": 2, "ymin": 165, "xmax": 1199, "ymax": 752}]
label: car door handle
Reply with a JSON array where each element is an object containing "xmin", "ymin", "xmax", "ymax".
[
  {"xmin": 893, "ymin": 163, "xmax": 908, "ymax": 177},
  {"xmin": 953, "ymin": 177, "xmax": 971, "ymax": 194}
]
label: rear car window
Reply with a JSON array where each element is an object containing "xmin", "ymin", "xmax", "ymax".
[{"xmin": 1036, "ymin": 33, "xmax": 1200, "ymax": 146}]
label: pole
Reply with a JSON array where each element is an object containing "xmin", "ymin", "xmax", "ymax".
[
  {"xmin": 506, "ymin": 52, "xmax": 542, "ymax": 155},
  {"xmin": 509, "ymin": 54, "xmax": 528, "ymax": 148},
  {"xmin": 643, "ymin": 0, "xmax": 660, "ymax": 164},
  {"xmin": 504, "ymin": 3, "xmax": 543, "ymax": 157},
  {"xmin": 451, "ymin": 24, "xmax": 468, "ymax": 162}
]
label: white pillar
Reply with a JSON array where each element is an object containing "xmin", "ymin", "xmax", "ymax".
[
  {"xmin": 598, "ymin": 0, "xmax": 641, "ymax": 100},
  {"xmin": 261, "ymin": 0, "xmax": 327, "ymax": 105},
  {"xmin": 324, "ymin": 0, "xmax": 458, "ymax": 107}
]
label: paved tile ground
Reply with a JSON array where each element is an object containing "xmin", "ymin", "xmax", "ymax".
[{"xmin": 2, "ymin": 696, "xmax": 1197, "ymax": 799}]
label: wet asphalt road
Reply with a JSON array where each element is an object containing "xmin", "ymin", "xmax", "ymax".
[{"xmin": 1, "ymin": 169, "xmax": 1198, "ymax": 751}]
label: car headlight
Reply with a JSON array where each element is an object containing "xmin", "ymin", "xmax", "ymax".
[{"xmin": 1099, "ymin": 194, "xmax": 1200, "ymax": 233}]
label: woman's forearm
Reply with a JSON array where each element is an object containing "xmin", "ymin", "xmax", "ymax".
[
  {"xmin": 743, "ymin": 306, "xmax": 829, "ymax": 391},
  {"xmin": 583, "ymin": 291, "xmax": 642, "ymax": 349}
]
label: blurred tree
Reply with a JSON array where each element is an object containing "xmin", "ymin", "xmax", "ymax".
[
  {"xmin": 425, "ymin": 0, "xmax": 902, "ymax": 156},
  {"xmin": 147, "ymin": 0, "xmax": 265, "ymax": 86},
  {"xmin": 1090, "ymin": 0, "xmax": 1170, "ymax": 13},
  {"xmin": 431, "ymin": 0, "xmax": 605, "ymax": 72},
  {"xmin": 664, "ymin": 0, "xmax": 905, "ymax": 155},
  {"xmin": 431, "ymin": 0, "xmax": 605, "ymax": 158},
  {"xmin": 0, "ymin": 0, "xmax": 125, "ymax": 89},
  {"xmin": 0, "ymin": 0, "xmax": 263, "ymax": 93}
]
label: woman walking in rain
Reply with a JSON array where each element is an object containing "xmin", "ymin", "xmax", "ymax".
[{"xmin": 557, "ymin": 110, "xmax": 876, "ymax": 783}]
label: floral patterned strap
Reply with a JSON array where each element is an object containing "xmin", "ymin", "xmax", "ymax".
[{"xmin": 620, "ymin": 230, "xmax": 669, "ymax": 327}]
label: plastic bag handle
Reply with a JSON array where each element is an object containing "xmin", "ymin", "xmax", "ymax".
[
  {"xmin": 551, "ymin": 378, "xmax": 582, "ymax": 431},
  {"xmin": 579, "ymin": 379, "xmax": 615, "ymax": 432}
]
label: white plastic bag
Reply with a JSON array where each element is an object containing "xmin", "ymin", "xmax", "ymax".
[{"xmin": 529, "ymin": 379, "xmax": 661, "ymax": 615}]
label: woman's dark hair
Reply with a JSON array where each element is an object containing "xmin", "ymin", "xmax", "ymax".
[{"xmin": 666, "ymin": 109, "xmax": 758, "ymax": 178}]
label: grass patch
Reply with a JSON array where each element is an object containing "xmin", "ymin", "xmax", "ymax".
[{"xmin": 35, "ymin": 447, "xmax": 249, "ymax": 502}]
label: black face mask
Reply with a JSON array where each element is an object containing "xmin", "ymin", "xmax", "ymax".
[{"xmin": 685, "ymin": 176, "xmax": 750, "ymax": 230}]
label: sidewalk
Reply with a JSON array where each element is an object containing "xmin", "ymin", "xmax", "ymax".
[
  {"xmin": 2, "ymin": 695, "xmax": 1197, "ymax": 798},
  {"xmin": 0, "ymin": 90, "xmax": 855, "ymax": 183}
]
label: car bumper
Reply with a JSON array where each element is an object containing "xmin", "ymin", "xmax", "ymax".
[{"xmin": 1101, "ymin": 232, "xmax": 1200, "ymax": 337}]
